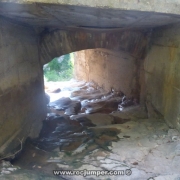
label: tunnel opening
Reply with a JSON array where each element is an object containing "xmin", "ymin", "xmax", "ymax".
[
  {"xmin": 1, "ymin": 1, "xmax": 180, "ymax": 179},
  {"xmin": 43, "ymin": 53, "xmax": 75, "ymax": 102},
  {"xmin": 44, "ymin": 47, "xmax": 142, "ymax": 114},
  {"xmin": 44, "ymin": 48, "xmax": 141, "ymax": 103},
  {"xmin": 10, "ymin": 46, "xmax": 174, "ymax": 179},
  {"xmin": 9, "ymin": 47, "xmax": 148, "ymax": 178},
  {"xmin": 44, "ymin": 53, "xmax": 74, "ymax": 83}
]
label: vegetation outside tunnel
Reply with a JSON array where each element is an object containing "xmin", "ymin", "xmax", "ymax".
[{"xmin": 43, "ymin": 53, "xmax": 74, "ymax": 82}]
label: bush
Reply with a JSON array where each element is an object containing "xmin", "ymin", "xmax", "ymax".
[{"xmin": 44, "ymin": 54, "xmax": 74, "ymax": 82}]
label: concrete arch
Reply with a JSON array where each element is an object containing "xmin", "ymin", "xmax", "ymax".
[{"xmin": 40, "ymin": 29, "xmax": 148, "ymax": 64}]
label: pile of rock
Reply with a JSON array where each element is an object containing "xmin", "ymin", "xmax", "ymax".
[{"xmin": 0, "ymin": 160, "xmax": 19, "ymax": 176}]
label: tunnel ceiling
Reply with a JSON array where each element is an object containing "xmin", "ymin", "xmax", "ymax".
[{"xmin": 1, "ymin": 1, "xmax": 180, "ymax": 30}]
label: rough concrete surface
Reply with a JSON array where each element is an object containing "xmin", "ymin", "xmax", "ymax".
[
  {"xmin": 0, "ymin": 18, "xmax": 46, "ymax": 157},
  {"xmin": 143, "ymin": 24, "xmax": 180, "ymax": 131},
  {"xmin": 40, "ymin": 30, "xmax": 147, "ymax": 64},
  {"xmin": 1, "ymin": 1, "xmax": 180, "ymax": 29},
  {"xmin": 74, "ymin": 49, "xmax": 139, "ymax": 98}
]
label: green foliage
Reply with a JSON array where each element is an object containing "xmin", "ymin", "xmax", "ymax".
[{"xmin": 44, "ymin": 54, "xmax": 74, "ymax": 82}]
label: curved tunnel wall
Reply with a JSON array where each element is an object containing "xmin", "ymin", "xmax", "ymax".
[
  {"xmin": 0, "ymin": 18, "xmax": 46, "ymax": 157},
  {"xmin": 40, "ymin": 29, "xmax": 148, "ymax": 65},
  {"xmin": 74, "ymin": 48, "xmax": 139, "ymax": 98}
]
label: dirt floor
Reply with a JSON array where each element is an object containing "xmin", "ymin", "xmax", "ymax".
[{"xmin": 1, "ymin": 80, "xmax": 180, "ymax": 180}]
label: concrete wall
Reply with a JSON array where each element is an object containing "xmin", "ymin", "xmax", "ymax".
[
  {"xmin": 143, "ymin": 24, "xmax": 180, "ymax": 130},
  {"xmin": 0, "ymin": 18, "xmax": 46, "ymax": 157},
  {"xmin": 74, "ymin": 49, "xmax": 139, "ymax": 98}
]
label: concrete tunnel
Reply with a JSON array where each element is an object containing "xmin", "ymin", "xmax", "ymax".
[{"xmin": 1, "ymin": 0, "xmax": 180, "ymax": 178}]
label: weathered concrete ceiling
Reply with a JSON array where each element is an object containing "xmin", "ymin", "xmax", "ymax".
[{"xmin": 0, "ymin": 1, "xmax": 180, "ymax": 30}]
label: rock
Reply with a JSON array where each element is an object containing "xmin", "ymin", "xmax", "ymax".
[
  {"xmin": 119, "ymin": 99, "xmax": 135, "ymax": 109},
  {"xmin": 85, "ymin": 114, "xmax": 114, "ymax": 126},
  {"xmin": 168, "ymin": 129, "xmax": 179, "ymax": 137},
  {"xmin": 112, "ymin": 116, "xmax": 130, "ymax": 124},
  {"xmin": 57, "ymin": 164, "xmax": 70, "ymax": 169},
  {"xmin": 72, "ymin": 143, "xmax": 88, "ymax": 155},
  {"xmin": 1, "ymin": 170, "xmax": 11, "ymax": 174},
  {"xmin": 72, "ymin": 113, "xmax": 114, "ymax": 126},
  {"xmin": 112, "ymin": 105, "xmax": 148, "ymax": 119},
  {"xmin": 49, "ymin": 98, "xmax": 81, "ymax": 115},
  {"xmin": 172, "ymin": 136, "xmax": 179, "ymax": 141},
  {"xmin": 7, "ymin": 167, "xmax": 18, "ymax": 171},
  {"xmin": 1, "ymin": 161, "xmax": 12, "ymax": 167},
  {"xmin": 47, "ymin": 88, "xmax": 61, "ymax": 93},
  {"xmin": 39, "ymin": 115, "xmax": 69, "ymax": 137},
  {"xmin": 65, "ymin": 107, "xmax": 76, "ymax": 116},
  {"xmin": 71, "ymin": 91, "xmax": 106, "ymax": 101},
  {"xmin": 80, "ymin": 121, "xmax": 96, "ymax": 127},
  {"xmin": 65, "ymin": 101, "xmax": 81, "ymax": 115},
  {"xmin": 83, "ymin": 97, "xmax": 122, "ymax": 114},
  {"xmin": 53, "ymin": 88, "xmax": 61, "ymax": 93},
  {"xmin": 132, "ymin": 162, "xmax": 138, "ymax": 165},
  {"xmin": 49, "ymin": 97, "xmax": 72, "ymax": 109},
  {"xmin": 61, "ymin": 141, "xmax": 83, "ymax": 151}
]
